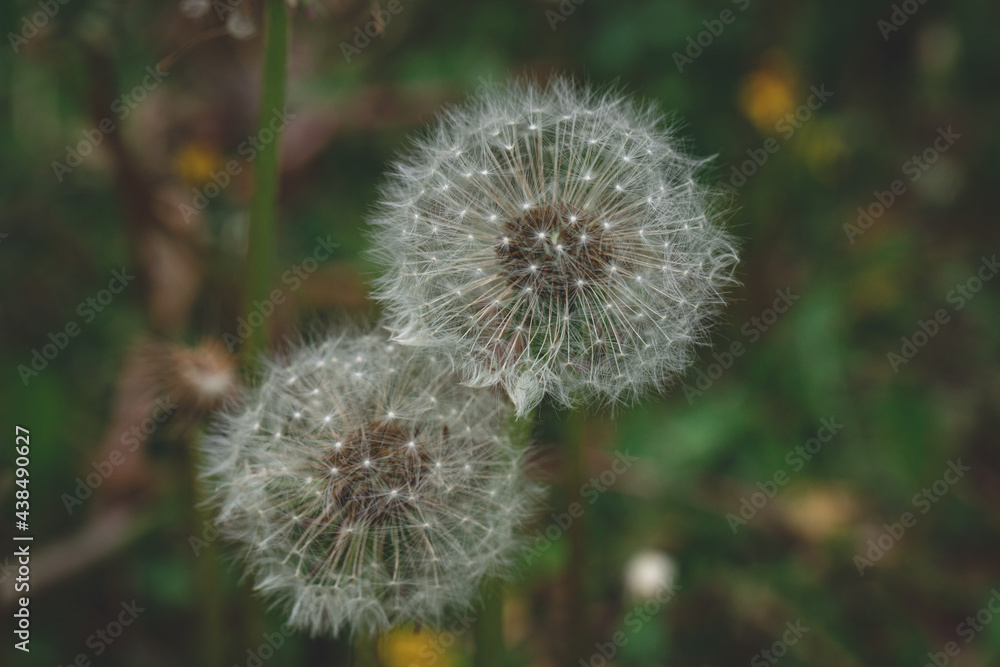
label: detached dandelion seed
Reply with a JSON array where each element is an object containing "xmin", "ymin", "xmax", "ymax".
[
  {"xmin": 369, "ymin": 77, "xmax": 739, "ymax": 415},
  {"xmin": 201, "ymin": 331, "xmax": 540, "ymax": 637}
]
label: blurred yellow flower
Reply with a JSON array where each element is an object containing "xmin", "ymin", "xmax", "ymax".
[
  {"xmin": 794, "ymin": 119, "xmax": 846, "ymax": 177},
  {"xmin": 784, "ymin": 486, "xmax": 858, "ymax": 543},
  {"xmin": 738, "ymin": 62, "xmax": 797, "ymax": 133},
  {"xmin": 382, "ymin": 626, "xmax": 459, "ymax": 667},
  {"xmin": 173, "ymin": 142, "xmax": 222, "ymax": 186}
]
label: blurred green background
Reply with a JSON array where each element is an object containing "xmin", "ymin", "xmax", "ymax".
[{"xmin": 2, "ymin": 0, "xmax": 999, "ymax": 665}]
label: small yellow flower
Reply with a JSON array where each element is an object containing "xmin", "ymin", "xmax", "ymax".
[
  {"xmin": 795, "ymin": 120, "xmax": 846, "ymax": 175},
  {"xmin": 783, "ymin": 486, "xmax": 858, "ymax": 543},
  {"xmin": 173, "ymin": 142, "xmax": 221, "ymax": 185},
  {"xmin": 382, "ymin": 626, "xmax": 458, "ymax": 667},
  {"xmin": 738, "ymin": 60, "xmax": 797, "ymax": 133}
]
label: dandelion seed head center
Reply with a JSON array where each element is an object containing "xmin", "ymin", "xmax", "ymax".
[
  {"xmin": 495, "ymin": 204, "xmax": 621, "ymax": 300},
  {"xmin": 315, "ymin": 421, "xmax": 430, "ymax": 530}
]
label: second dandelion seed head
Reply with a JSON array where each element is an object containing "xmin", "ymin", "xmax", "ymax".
[{"xmin": 201, "ymin": 332, "xmax": 540, "ymax": 638}]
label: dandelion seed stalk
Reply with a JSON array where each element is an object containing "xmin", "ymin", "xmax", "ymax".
[
  {"xmin": 353, "ymin": 634, "xmax": 381, "ymax": 666},
  {"xmin": 183, "ymin": 431, "xmax": 225, "ymax": 667},
  {"xmin": 473, "ymin": 406, "xmax": 535, "ymax": 664},
  {"xmin": 563, "ymin": 410, "xmax": 588, "ymax": 666},
  {"xmin": 242, "ymin": 0, "xmax": 289, "ymax": 366},
  {"xmin": 234, "ymin": 1, "xmax": 288, "ymax": 653},
  {"xmin": 473, "ymin": 578, "xmax": 503, "ymax": 667}
]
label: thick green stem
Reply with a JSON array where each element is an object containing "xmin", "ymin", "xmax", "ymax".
[
  {"xmin": 563, "ymin": 410, "xmax": 588, "ymax": 667},
  {"xmin": 242, "ymin": 0, "xmax": 289, "ymax": 366},
  {"xmin": 474, "ymin": 579, "xmax": 504, "ymax": 667},
  {"xmin": 230, "ymin": 3, "xmax": 289, "ymax": 658},
  {"xmin": 472, "ymin": 411, "xmax": 534, "ymax": 664},
  {"xmin": 184, "ymin": 433, "xmax": 225, "ymax": 667},
  {"xmin": 353, "ymin": 634, "xmax": 381, "ymax": 667}
]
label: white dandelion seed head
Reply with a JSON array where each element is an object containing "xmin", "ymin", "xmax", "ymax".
[
  {"xmin": 201, "ymin": 331, "xmax": 541, "ymax": 637},
  {"xmin": 368, "ymin": 77, "xmax": 739, "ymax": 416}
]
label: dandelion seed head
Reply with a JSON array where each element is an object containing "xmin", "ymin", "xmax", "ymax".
[
  {"xmin": 201, "ymin": 331, "xmax": 541, "ymax": 637},
  {"xmin": 369, "ymin": 78, "xmax": 739, "ymax": 415}
]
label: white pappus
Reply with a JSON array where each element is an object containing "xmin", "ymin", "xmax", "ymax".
[
  {"xmin": 368, "ymin": 77, "xmax": 739, "ymax": 416},
  {"xmin": 200, "ymin": 331, "xmax": 540, "ymax": 637}
]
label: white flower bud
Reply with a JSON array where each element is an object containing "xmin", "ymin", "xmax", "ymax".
[{"xmin": 623, "ymin": 549, "xmax": 677, "ymax": 600}]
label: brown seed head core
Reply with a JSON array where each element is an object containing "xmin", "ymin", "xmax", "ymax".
[
  {"xmin": 495, "ymin": 204, "xmax": 618, "ymax": 300},
  {"xmin": 317, "ymin": 422, "xmax": 427, "ymax": 527}
]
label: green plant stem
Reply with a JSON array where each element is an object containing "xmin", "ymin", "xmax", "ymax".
[
  {"xmin": 563, "ymin": 410, "xmax": 588, "ymax": 667},
  {"xmin": 474, "ymin": 579, "xmax": 504, "ymax": 667},
  {"xmin": 242, "ymin": 0, "xmax": 289, "ymax": 367},
  {"xmin": 236, "ymin": 581, "xmax": 266, "ymax": 665},
  {"xmin": 472, "ymin": 410, "xmax": 534, "ymax": 664},
  {"xmin": 183, "ymin": 432, "xmax": 225, "ymax": 667},
  {"xmin": 232, "ymin": 3, "xmax": 289, "ymax": 657},
  {"xmin": 353, "ymin": 634, "xmax": 381, "ymax": 667}
]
